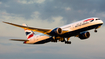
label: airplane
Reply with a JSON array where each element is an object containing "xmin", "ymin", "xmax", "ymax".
[{"xmin": 3, "ymin": 17, "xmax": 103, "ymax": 44}]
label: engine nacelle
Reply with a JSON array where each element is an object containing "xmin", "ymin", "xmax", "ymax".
[
  {"xmin": 79, "ymin": 31, "xmax": 90, "ymax": 40},
  {"xmin": 50, "ymin": 28, "xmax": 62, "ymax": 36}
]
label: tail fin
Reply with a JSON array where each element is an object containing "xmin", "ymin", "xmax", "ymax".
[{"xmin": 22, "ymin": 24, "xmax": 35, "ymax": 40}]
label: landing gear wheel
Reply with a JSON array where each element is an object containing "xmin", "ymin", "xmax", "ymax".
[
  {"xmin": 65, "ymin": 41, "xmax": 71, "ymax": 44},
  {"xmin": 61, "ymin": 39, "xmax": 65, "ymax": 42},
  {"xmin": 94, "ymin": 29, "xmax": 97, "ymax": 33}
]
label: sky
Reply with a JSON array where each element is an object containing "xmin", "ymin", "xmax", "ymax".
[{"xmin": 0, "ymin": 0, "xmax": 105, "ymax": 59}]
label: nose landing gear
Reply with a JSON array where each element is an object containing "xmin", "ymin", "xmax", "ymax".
[{"xmin": 94, "ymin": 29, "xmax": 97, "ymax": 33}]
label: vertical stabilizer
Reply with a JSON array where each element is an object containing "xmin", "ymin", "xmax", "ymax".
[{"xmin": 22, "ymin": 24, "xmax": 35, "ymax": 40}]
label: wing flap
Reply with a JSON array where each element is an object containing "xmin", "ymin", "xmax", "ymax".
[{"xmin": 10, "ymin": 39, "xmax": 29, "ymax": 41}]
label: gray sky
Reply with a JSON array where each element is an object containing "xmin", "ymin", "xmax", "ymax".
[{"xmin": 0, "ymin": 0, "xmax": 105, "ymax": 59}]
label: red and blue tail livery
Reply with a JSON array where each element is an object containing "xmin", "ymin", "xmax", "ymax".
[{"xmin": 22, "ymin": 24, "xmax": 35, "ymax": 40}]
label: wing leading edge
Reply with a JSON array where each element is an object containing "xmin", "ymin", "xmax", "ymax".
[{"xmin": 3, "ymin": 21, "xmax": 52, "ymax": 35}]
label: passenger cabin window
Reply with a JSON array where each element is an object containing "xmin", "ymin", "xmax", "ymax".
[{"xmin": 96, "ymin": 19, "xmax": 100, "ymax": 20}]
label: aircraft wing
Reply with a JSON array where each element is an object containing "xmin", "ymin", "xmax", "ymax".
[
  {"xmin": 10, "ymin": 39, "xmax": 29, "ymax": 41},
  {"xmin": 3, "ymin": 21, "xmax": 52, "ymax": 35}
]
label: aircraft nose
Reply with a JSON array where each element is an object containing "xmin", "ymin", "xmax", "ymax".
[{"xmin": 101, "ymin": 20, "xmax": 104, "ymax": 24}]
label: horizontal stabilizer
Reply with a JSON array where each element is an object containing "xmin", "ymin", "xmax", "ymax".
[{"xmin": 10, "ymin": 39, "xmax": 29, "ymax": 41}]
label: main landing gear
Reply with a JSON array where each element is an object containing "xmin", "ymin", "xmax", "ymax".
[
  {"xmin": 59, "ymin": 38, "xmax": 71, "ymax": 44},
  {"xmin": 65, "ymin": 37, "xmax": 71, "ymax": 44},
  {"xmin": 52, "ymin": 36, "xmax": 71, "ymax": 44},
  {"xmin": 65, "ymin": 41, "xmax": 71, "ymax": 44}
]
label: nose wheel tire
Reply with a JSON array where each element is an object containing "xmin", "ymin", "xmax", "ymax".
[{"xmin": 94, "ymin": 29, "xmax": 97, "ymax": 33}]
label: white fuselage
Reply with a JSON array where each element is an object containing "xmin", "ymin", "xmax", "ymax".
[
  {"xmin": 61, "ymin": 18, "xmax": 103, "ymax": 31},
  {"xmin": 25, "ymin": 18, "xmax": 103, "ymax": 44}
]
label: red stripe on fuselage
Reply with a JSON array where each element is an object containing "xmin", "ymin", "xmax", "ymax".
[
  {"xmin": 27, "ymin": 33, "xmax": 34, "ymax": 39},
  {"xmin": 84, "ymin": 18, "xmax": 94, "ymax": 22}
]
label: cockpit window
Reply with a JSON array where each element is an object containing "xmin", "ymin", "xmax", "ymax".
[
  {"xmin": 96, "ymin": 19, "xmax": 100, "ymax": 20},
  {"xmin": 90, "ymin": 19, "xmax": 94, "ymax": 22}
]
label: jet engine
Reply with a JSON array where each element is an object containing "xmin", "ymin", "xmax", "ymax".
[
  {"xmin": 50, "ymin": 28, "xmax": 63, "ymax": 36},
  {"xmin": 79, "ymin": 31, "xmax": 90, "ymax": 39}
]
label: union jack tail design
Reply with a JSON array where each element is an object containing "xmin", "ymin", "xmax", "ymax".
[{"xmin": 22, "ymin": 24, "xmax": 35, "ymax": 40}]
